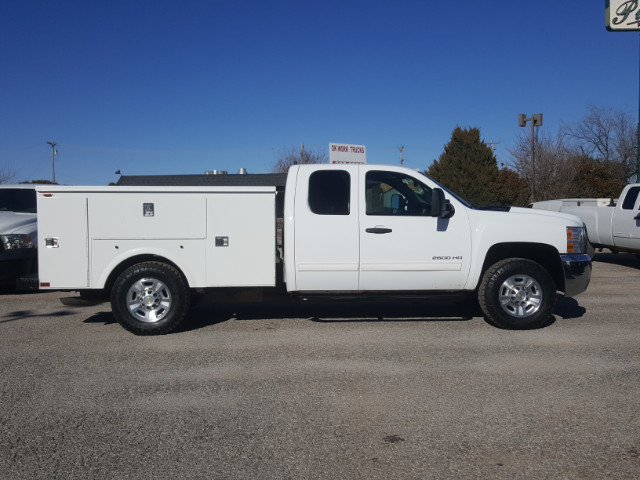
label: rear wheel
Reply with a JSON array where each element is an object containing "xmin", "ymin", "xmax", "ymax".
[
  {"xmin": 478, "ymin": 258, "xmax": 556, "ymax": 329},
  {"xmin": 111, "ymin": 262, "xmax": 190, "ymax": 335}
]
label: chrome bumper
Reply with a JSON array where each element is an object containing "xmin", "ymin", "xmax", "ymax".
[{"xmin": 560, "ymin": 254, "xmax": 592, "ymax": 297}]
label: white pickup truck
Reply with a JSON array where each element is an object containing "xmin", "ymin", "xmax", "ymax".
[
  {"xmin": 531, "ymin": 184, "xmax": 640, "ymax": 255},
  {"xmin": 0, "ymin": 185, "xmax": 38, "ymax": 286},
  {"xmin": 30, "ymin": 164, "xmax": 591, "ymax": 334}
]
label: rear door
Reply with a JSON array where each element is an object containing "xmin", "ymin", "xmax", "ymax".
[{"xmin": 292, "ymin": 165, "xmax": 359, "ymax": 291}]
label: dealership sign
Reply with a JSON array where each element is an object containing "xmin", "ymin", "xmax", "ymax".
[
  {"xmin": 329, "ymin": 143, "xmax": 366, "ymax": 164},
  {"xmin": 607, "ymin": 0, "xmax": 640, "ymax": 30}
]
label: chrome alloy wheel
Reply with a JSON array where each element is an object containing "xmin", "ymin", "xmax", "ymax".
[
  {"xmin": 126, "ymin": 278, "xmax": 172, "ymax": 323},
  {"xmin": 498, "ymin": 274, "xmax": 543, "ymax": 318}
]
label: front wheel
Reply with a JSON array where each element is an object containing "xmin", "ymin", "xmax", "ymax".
[
  {"xmin": 478, "ymin": 258, "xmax": 556, "ymax": 330},
  {"xmin": 111, "ymin": 262, "xmax": 191, "ymax": 335}
]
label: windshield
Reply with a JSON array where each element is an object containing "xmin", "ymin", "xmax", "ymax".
[
  {"xmin": 415, "ymin": 171, "xmax": 473, "ymax": 208},
  {"xmin": 0, "ymin": 189, "xmax": 37, "ymax": 213}
]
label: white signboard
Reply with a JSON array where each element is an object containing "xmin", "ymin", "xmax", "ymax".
[
  {"xmin": 607, "ymin": 0, "xmax": 640, "ymax": 30},
  {"xmin": 329, "ymin": 143, "xmax": 366, "ymax": 164}
]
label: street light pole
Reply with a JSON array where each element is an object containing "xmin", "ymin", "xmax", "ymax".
[
  {"xmin": 518, "ymin": 114, "xmax": 543, "ymax": 201},
  {"xmin": 46, "ymin": 141, "xmax": 58, "ymax": 183}
]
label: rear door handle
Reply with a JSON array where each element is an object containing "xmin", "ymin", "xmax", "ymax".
[{"xmin": 366, "ymin": 227, "xmax": 392, "ymax": 234}]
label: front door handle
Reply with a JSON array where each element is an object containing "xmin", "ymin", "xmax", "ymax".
[{"xmin": 366, "ymin": 227, "xmax": 392, "ymax": 234}]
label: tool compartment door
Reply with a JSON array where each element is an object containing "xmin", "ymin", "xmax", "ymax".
[
  {"xmin": 206, "ymin": 191, "xmax": 276, "ymax": 287},
  {"xmin": 37, "ymin": 193, "xmax": 89, "ymax": 288}
]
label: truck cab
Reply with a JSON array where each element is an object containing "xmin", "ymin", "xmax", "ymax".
[
  {"xmin": 531, "ymin": 183, "xmax": 640, "ymax": 254},
  {"xmin": 610, "ymin": 185, "xmax": 640, "ymax": 251},
  {"xmin": 284, "ymin": 164, "xmax": 469, "ymax": 292}
]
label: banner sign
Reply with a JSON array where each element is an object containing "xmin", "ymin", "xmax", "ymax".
[
  {"xmin": 329, "ymin": 143, "xmax": 367, "ymax": 164},
  {"xmin": 607, "ymin": 0, "xmax": 640, "ymax": 30}
]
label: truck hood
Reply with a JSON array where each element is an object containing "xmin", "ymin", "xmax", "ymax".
[
  {"xmin": 0, "ymin": 211, "xmax": 38, "ymax": 234},
  {"xmin": 470, "ymin": 205, "xmax": 583, "ymax": 225},
  {"xmin": 507, "ymin": 206, "xmax": 584, "ymax": 225}
]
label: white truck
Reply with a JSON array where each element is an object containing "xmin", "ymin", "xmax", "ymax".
[
  {"xmin": 531, "ymin": 184, "xmax": 640, "ymax": 256},
  {"xmin": 0, "ymin": 185, "xmax": 38, "ymax": 286},
  {"xmin": 30, "ymin": 164, "xmax": 591, "ymax": 334}
]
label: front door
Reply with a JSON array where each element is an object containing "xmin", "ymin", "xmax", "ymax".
[{"xmin": 358, "ymin": 166, "xmax": 471, "ymax": 291}]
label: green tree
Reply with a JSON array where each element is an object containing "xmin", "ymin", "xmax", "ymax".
[
  {"xmin": 567, "ymin": 156, "xmax": 627, "ymax": 199},
  {"xmin": 427, "ymin": 126, "xmax": 498, "ymax": 205},
  {"xmin": 19, "ymin": 179, "xmax": 58, "ymax": 184},
  {"xmin": 493, "ymin": 167, "xmax": 530, "ymax": 206}
]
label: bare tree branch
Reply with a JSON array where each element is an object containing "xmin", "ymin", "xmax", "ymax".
[
  {"xmin": 564, "ymin": 105, "xmax": 637, "ymax": 181},
  {"xmin": 0, "ymin": 166, "xmax": 16, "ymax": 184},
  {"xmin": 272, "ymin": 145, "xmax": 328, "ymax": 173}
]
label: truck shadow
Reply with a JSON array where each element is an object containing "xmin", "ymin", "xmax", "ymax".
[
  {"xmin": 0, "ymin": 308, "xmax": 77, "ymax": 324},
  {"xmin": 554, "ymin": 296, "xmax": 586, "ymax": 320},
  {"xmin": 83, "ymin": 295, "xmax": 587, "ymax": 333},
  {"xmin": 592, "ymin": 251, "xmax": 639, "ymax": 268},
  {"xmin": 180, "ymin": 297, "xmax": 569, "ymax": 332},
  {"xmin": 179, "ymin": 300, "xmax": 477, "ymax": 333}
]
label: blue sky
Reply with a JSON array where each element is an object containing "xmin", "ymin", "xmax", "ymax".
[{"xmin": 1, "ymin": 0, "xmax": 638, "ymax": 185}]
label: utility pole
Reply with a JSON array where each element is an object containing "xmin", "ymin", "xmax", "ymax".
[
  {"xmin": 398, "ymin": 145, "xmax": 404, "ymax": 166},
  {"xmin": 489, "ymin": 140, "xmax": 500, "ymax": 155},
  {"xmin": 518, "ymin": 114, "xmax": 543, "ymax": 201},
  {"xmin": 46, "ymin": 141, "xmax": 58, "ymax": 183}
]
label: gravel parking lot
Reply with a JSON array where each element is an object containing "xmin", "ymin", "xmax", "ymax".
[{"xmin": 1, "ymin": 252, "xmax": 639, "ymax": 479}]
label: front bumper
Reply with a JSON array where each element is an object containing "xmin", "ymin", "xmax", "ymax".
[
  {"xmin": 560, "ymin": 254, "xmax": 591, "ymax": 297},
  {"xmin": 0, "ymin": 248, "xmax": 37, "ymax": 285}
]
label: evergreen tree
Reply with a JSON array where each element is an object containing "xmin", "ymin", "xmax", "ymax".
[
  {"xmin": 427, "ymin": 126, "xmax": 498, "ymax": 205},
  {"xmin": 494, "ymin": 167, "xmax": 530, "ymax": 206}
]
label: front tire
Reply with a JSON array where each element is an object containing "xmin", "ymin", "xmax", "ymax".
[
  {"xmin": 111, "ymin": 262, "xmax": 190, "ymax": 335},
  {"xmin": 478, "ymin": 258, "xmax": 556, "ymax": 330}
]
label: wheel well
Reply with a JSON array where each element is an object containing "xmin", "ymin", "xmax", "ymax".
[
  {"xmin": 103, "ymin": 255, "xmax": 188, "ymax": 293},
  {"xmin": 481, "ymin": 243, "xmax": 565, "ymax": 292}
]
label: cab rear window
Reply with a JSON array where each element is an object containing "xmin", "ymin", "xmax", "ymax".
[
  {"xmin": 0, "ymin": 189, "xmax": 37, "ymax": 213},
  {"xmin": 308, "ymin": 171, "xmax": 350, "ymax": 215}
]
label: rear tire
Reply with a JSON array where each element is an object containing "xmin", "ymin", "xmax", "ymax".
[
  {"xmin": 111, "ymin": 262, "xmax": 190, "ymax": 335},
  {"xmin": 478, "ymin": 258, "xmax": 556, "ymax": 330}
]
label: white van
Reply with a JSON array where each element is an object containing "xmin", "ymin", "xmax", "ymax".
[{"xmin": 0, "ymin": 185, "xmax": 38, "ymax": 286}]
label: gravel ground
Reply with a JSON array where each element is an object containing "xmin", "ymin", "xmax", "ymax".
[{"xmin": 1, "ymin": 251, "xmax": 639, "ymax": 479}]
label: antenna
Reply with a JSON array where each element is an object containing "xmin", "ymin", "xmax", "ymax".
[{"xmin": 398, "ymin": 145, "xmax": 404, "ymax": 166}]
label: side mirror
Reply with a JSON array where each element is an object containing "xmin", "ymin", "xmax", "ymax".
[{"xmin": 431, "ymin": 188, "xmax": 455, "ymax": 219}]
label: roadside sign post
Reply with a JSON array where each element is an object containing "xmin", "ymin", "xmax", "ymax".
[
  {"xmin": 606, "ymin": 1, "xmax": 640, "ymax": 180},
  {"xmin": 329, "ymin": 143, "xmax": 367, "ymax": 164}
]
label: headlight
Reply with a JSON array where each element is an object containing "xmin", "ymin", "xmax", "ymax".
[
  {"xmin": 0, "ymin": 234, "xmax": 34, "ymax": 250},
  {"xmin": 566, "ymin": 226, "xmax": 586, "ymax": 254}
]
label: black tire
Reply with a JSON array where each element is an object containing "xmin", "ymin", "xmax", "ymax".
[
  {"xmin": 478, "ymin": 258, "xmax": 556, "ymax": 330},
  {"xmin": 110, "ymin": 262, "xmax": 190, "ymax": 335}
]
